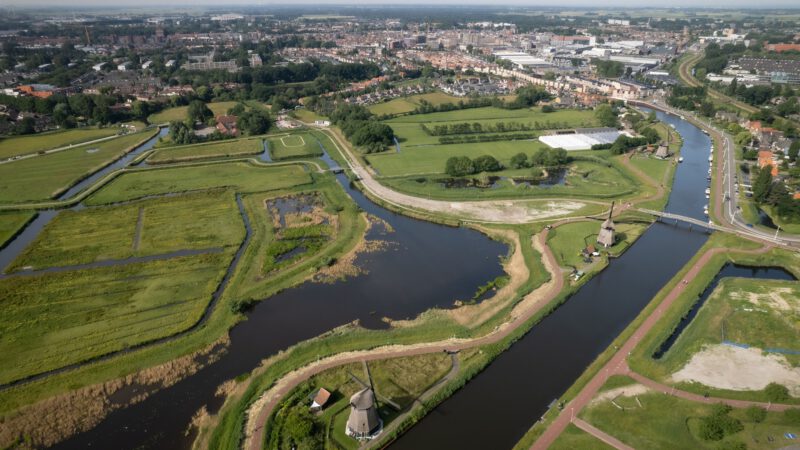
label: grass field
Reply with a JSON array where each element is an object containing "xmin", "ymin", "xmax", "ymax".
[
  {"xmin": 655, "ymin": 278, "xmax": 800, "ymax": 369},
  {"xmin": 368, "ymin": 92, "xmax": 463, "ymax": 116},
  {"xmin": 376, "ymin": 157, "xmax": 638, "ymax": 201},
  {"xmin": 0, "ymin": 127, "xmax": 120, "ymax": 159},
  {"xmin": 264, "ymin": 353, "xmax": 453, "ymax": 450},
  {"xmin": 86, "ymin": 162, "xmax": 312, "ymax": 205},
  {"xmin": 386, "ymin": 107, "xmax": 598, "ymax": 148},
  {"xmin": 10, "ymin": 191, "xmax": 244, "ymax": 270},
  {"xmin": 550, "ymin": 424, "xmax": 613, "ymax": 450},
  {"xmin": 0, "ymin": 131, "xmax": 155, "ymax": 204},
  {"xmin": 147, "ymin": 138, "xmax": 264, "ymax": 164},
  {"xmin": 547, "ymin": 220, "xmax": 649, "ymax": 269},
  {"xmin": 267, "ymin": 132, "xmax": 323, "ymax": 160},
  {"xmin": 0, "ymin": 251, "xmax": 233, "ymax": 385},
  {"xmin": 292, "ymin": 109, "xmax": 325, "ymax": 123},
  {"xmin": 0, "ymin": 212, "xmax": 34, "ymax": 249},
  {"xmin": 582, "ymin": 377, "xmax": 800, "ymax": 450},
  {"xmin": 147, "ymin": 101, "xmax": 240, "ymax": 124}
]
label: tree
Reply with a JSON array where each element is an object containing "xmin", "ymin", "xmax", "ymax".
[
  {"xmin": 789, "ymin": 140, "xmax": 800, "ymax": 162},
  {"xmin": 595, "ymin": 104, "xmax": 619, "ymax": 128},
  {"xmin": 510, "ymin": 152, "xmax": 528, "ymax": 169},
  {"xmin": 745, "ymin": 406, "xmax": 767, "ymax": 423},
  {"xmin": 131, "ymin": 101, "xmax": 150, "ymax": 121},
  {"xmin": 764, "ymin": 383, "xmax": 789, "ymax": 402},
  {"xmin": 752, "ymin": 167, "xmax": 773, "ymax": 204},
  {"xmin": 445, "ymin": 156, "xmax": 476, "ymax": 177},
  {"xmin": 541, "ymin": 104, "xmax": 555, "ymax": 113},
  {"xmin": 168, "ymin": 121, "xmax": 198, "ymax": 145},
  {"xmin": 187, "ymin": 100, "xmax": 213, "ymax": 124},
  {"xmin": 473, "ymin": 155, "xmax": 502, "ymax": 172},
  {"xmin": 236, "ymin": 109, "xmax": 272, "ymax": 135}
]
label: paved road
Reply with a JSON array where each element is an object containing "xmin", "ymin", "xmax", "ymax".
[{"xmin": 530, "ymin": 243, "xmax": 787, "ymax": 450}]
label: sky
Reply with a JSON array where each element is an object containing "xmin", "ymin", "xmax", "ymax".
[{"xmin": 5, "ymin": 0, "xmax": 800, "ymax": 8}]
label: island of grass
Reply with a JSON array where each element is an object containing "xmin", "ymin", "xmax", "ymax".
[
  {"xmin": 580, "ymin": 375, "xmax": 800, "ymax": 450},
  {"xmin": 0, "ymin": 212, "xmax": 35, "ymax": 249},
  {"xmin": 264, "ymin": 353, "xmax": 454, "ymax": 449},
  {"xmin": 267, "ymin": 132, "xmax": 324, "ymax": 160},
  {"xmin": 0, "ymin": 127, "xmax": 120, "ymax": 160},
  {"xmin": 0, "ymin": 130, "xmax": 158, "ymax": 203},
  {"xmin": 358, "ymin": 106, "xmax": 644, "ymax": 201},
  {"xmin": 146, "ymin": 137, "xmax": 265, "ymax": 164},
  {"xmin": 546, "ymin": 219, "xmax": 649, "ymax": 273}
]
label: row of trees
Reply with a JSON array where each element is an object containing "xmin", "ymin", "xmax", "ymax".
[
  {"xmin": 409, "ymin": 86, "xmax": 552, "ymax": 117},
  {"xmin": 330, "ymin": 104, "xmax": 394, "ymax": 153},
  {"xmin": 445, "ymin": 155, "xmax": 502, "ymax": 177},
  {"xmin": 509, "ymin": 147, "xmax": 570, "ymax": 169},
  {"xmin": 438, "ymin": 132, "xmax": 538, "ymax": 145},
  {"xmin": 421, "ymin": 119, "xmax": 578, "ymax": 136}
]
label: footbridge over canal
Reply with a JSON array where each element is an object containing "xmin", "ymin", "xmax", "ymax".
[{"xmin": 637, "ymin": 208, "xmax": 726, "ymax": 232}]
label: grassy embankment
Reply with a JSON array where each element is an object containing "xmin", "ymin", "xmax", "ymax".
[
  {"xmin": 146, "ymin": 137, "xmax": 264, "ymax": 164},
  {"xmin": 146, "ymin": 101, "xmax": 240, "ymax": 124},
  {"xmin": 581, "ymin": 376, "xmax": 800, "ymax": 450},
  {"xmin": 0, "ymin": 130, "xmax": 157, "ymax": 204},
  {"xmin": 628, "ymin": 121, "xmax": 683, "ymax": 211},
  {"xmin": 267, "ymin": 132, "xmax": 323, "ymax": 160},
  {"xmin": 0, "ymin": 212, "xmax": 35, "ymax": 249},
  {"xmin": 0, "ymin": 127, "xmax": 121, "ymax": 159}
]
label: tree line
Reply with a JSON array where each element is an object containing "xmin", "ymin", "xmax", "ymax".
[
  {"xmin": 330, "ymin": 104, "xmax": 394, "ymax": 153},
  {"xmin": 421, "ymin": 119, "xmax": 580, "ymax": 136}
]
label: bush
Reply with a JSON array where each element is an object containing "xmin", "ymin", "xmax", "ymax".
[
  {"xmin": 445, "ymin": 156, "xmax": 476, "ymax": 177},
  {"xmin": 745, "ymin": 406, "xmax": 766, "ymax": 423},
  {"xmin": 698, "ymin": 404, "xmax": 743, "ymax": 441},
  {"xmin": 541, "ymin": 105, "xmax": 555, "ymax": 113},
  {"xmin": 764, "ymin": 383, "xmax": 789, "ymax": 402}
]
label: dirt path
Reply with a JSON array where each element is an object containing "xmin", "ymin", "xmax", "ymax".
[
  {"xmin": 530, "ymin": 243, "xmax": 782, "ymax": 450},
  {"xmin": 572, "ymin": 418, "xmax": 635, "ymax": 450},
  {"xmin": 319, "ymin": 127, "xmax": 603, "ymax": 224},
  {"xmin": 243, "ymin": 227, "xmax": 565, "ymax": 450}
]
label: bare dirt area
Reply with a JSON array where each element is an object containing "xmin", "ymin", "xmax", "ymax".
[
  {"xmin": 591, "ymin": 383, "xmax": 651, "ymax": 405},
  {"xmin": 671, "ymin": 344, "xmax": 800, "ymax": 395}
]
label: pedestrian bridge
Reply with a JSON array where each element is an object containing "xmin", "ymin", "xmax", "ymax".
[{"xmin": 637, "ymin": 208, "xmax": 727, "ymax": 232}]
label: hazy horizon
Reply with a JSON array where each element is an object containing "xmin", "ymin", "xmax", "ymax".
[{"xmin": 5, "ymin": 1, "xmax": 800, "ymax": 10}]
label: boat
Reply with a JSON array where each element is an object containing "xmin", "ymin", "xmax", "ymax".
[
  {"xmin": 705, "ymin": 188, "xmax": 711, "ymax": 195},
  {"xmin": 708, "ymin": 155, "xmax": 713, "ymax": 162},
  {"xmin": 678, "ymin": 157, "xmax": 684, "ymax": 162}
]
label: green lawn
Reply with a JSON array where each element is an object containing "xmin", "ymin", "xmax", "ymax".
[
  {"xmin": 86, "ymin": 162, "xmax": 312, "ymax": 205},
  {"xmin": 292, "ymin": 109, "xmax": 325, "ymax": 123},
  {"xmin": 550, "ymin": 424, "xmax": 613, "ymax": 450},
  {"xmin": 629, "ymin": 155, "xmax": 675, "ymax": 186},
  {"xmin": 264, "ymin": 353, "xmax": 453, "ymax": 450},
  {"xmin": 368, "ymin": 92, "xmax": 463, "ymax": 116},
  {"xmin": 147, "ymin": 137, "xmax": 264, "ymax": 164},
  {"xmin": 147, "ymin": 101, "xmax": 240, "ymax": 124},
  {"xmin": 0, "ymin": 212, "xmax": 34, "ymax": 249},
  {"xmin": 0, "ymin": 127, "xmax": 120, "ymax": 159},
  {"xmin": 656, "ymin": 277, "xmax": 800, "ymax": 369},
  {"xmin": 366, "ymin": 139, "xmax": 551, "ymax": 176},
  {"xmin": 582, "ymin": 377, "xmax": 800, "ymax": 450},
  {"xmin": 10, "ymin": 191, "xmax": 244, "ymax": 270},
  {"xmin": 267, "ymin": 132, "xmax": 323, "ymax": 160},
  {"xmin": 0, "ymin": 251, "xmax": 233, "ymax": 385},
  {"xmin": 0, "ymin": 131, "xmax": 155, "ymax": 203},
  {"xmin": 377, "ymin": 158, "xmax": 638, "ymax": 201},
  {"xmin": 547, "ymin": 220, "xmax": 648, "ymax": 269}
]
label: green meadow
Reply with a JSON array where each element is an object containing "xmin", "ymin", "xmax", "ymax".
[{"xmin": 0, "ymin": 127, "xmax": 120, "ymax": 159}]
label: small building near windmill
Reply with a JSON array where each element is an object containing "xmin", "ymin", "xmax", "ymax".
[
  {"xmin": 597, "ymin": 203, "xmax": 616, "ymax": 248},
  {"xmin": 345, "ymin": 388, "xmax": 382, "ymax": 440},
  {"xmin": 309, "ymin": 388, "xmax": 331, "ymax": 412},
  {"xmin": 655, "ymin": 144, "xmax": 670, "ymax": 159}
]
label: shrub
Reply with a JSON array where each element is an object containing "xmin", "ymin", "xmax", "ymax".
[
  {"xmin": 745, "ymin": 406, "xmax": 767, "ymax": 423},
  {"xmin": 764, "ymin": 383, "xmax": 789, "ymax": 402}
]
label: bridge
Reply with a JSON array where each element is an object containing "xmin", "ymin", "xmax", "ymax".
[{"xmin": 636, "ymin": 208, "xmax": 727, "ymax": 232}]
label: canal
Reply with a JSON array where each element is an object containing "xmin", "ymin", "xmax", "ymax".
[{"xmin": 389, "ymin": 108, "xmax": 719, "ymax": 450}]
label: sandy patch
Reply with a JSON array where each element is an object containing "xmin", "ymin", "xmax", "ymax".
[
  {"xmin": 592, "ymin": 383, "xmax": 651, "ymax": 404},
  {"xmin": 729, "ymin": 287, "xmax": 798, "ymax": 313},
  {"xmin": 672, "ymin": 344, "xmax": 800, "ymax": 395}
]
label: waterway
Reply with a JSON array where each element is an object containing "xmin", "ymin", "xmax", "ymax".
[
  {"xmin": 48, "ymin": 153, "xmax": 507, "ymax": 447},
  {"xmin": 389, "ymin": 108, "xmax": 721, "ymax": 450}
]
